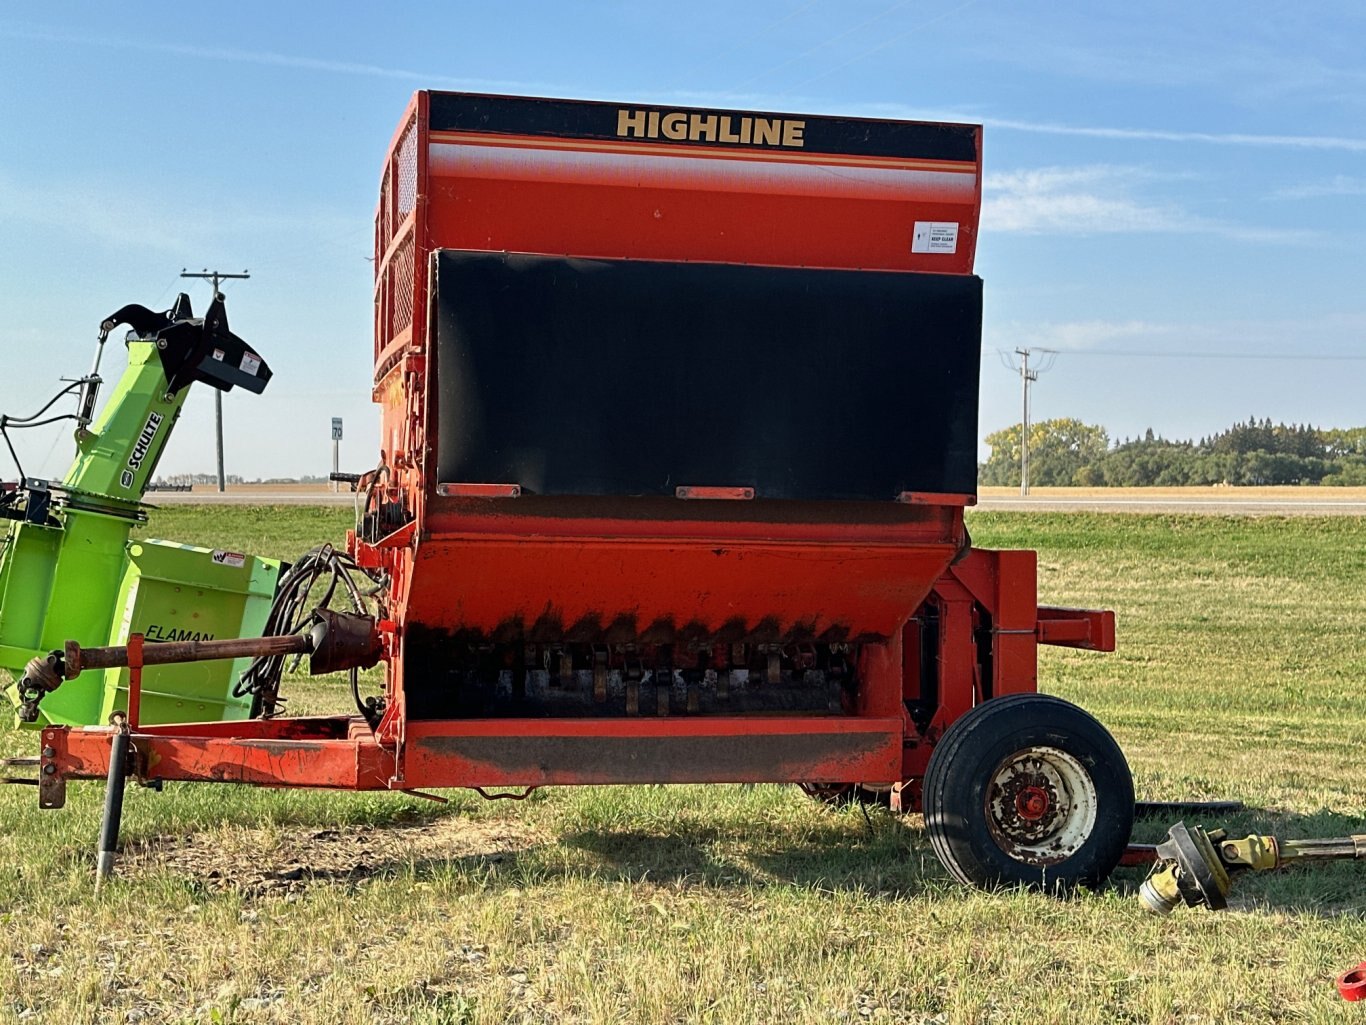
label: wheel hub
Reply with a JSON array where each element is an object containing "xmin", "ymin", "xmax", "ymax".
[
  {"xmin": 1014, "ymin": 784, "xmax": 1052, "ymax": 822},
  {"xmin": 986, "ymin": 746, "xmax": 1099, "ymax": 865}
]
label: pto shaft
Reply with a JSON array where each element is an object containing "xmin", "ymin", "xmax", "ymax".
[
  {"xmin": 1141, "ymin": 821, "xmax": 1366, "ymax": 914},
  {"xmin": 15, "ymin": 608, "xmax": 381, "ymax": 722},
  {"xmin": 66, "ymin": 634, "xmax": 310, "ymax": 675},
  {"xmin": 1279, "ymin": 836, "xmax": 1366, "ymax": 862}
]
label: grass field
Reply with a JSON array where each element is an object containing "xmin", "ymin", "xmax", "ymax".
[{"xmin": 2, "ymin": 508, "xmax": 1364, "ymax": 1024}]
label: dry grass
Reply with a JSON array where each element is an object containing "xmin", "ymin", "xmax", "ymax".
[{"xmin": 1, "ymin": 509, "xmax": 1364, "ymax": 1024}]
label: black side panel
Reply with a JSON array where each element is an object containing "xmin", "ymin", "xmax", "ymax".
[{"xmin": 434, "ymin": 252, "xmax": 981, "ymax": 501}]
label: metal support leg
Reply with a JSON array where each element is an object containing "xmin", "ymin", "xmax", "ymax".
[{"xmin": 95, "ymin": 725, "xmax": 130, "ymax": 891}]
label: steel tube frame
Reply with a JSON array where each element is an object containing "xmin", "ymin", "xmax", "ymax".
[{"xmin": 32, "ymin": 547, "xmax": 1113, "ymax": 812}]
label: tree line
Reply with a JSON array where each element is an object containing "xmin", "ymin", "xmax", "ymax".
[{"xmin": 980, "ymin": 418, "xmax": 1366, "ymax": 487}]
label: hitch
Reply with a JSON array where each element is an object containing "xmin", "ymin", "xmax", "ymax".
[{"xmin": 1139, "ymin": 820, "xmax": 1366, "ymax": 914}]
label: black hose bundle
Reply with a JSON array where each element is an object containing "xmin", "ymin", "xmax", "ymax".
[{"xmin": 235, "ymin": 543, "xmax": 385, "ymax": 718}]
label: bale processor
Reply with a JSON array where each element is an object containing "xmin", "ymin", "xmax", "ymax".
[{"xmin": 7, "ymin": 92, "xmax": 1140, "ymax": 891}]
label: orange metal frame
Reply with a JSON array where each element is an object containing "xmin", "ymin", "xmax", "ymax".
[
  {"xmin": 38, "ymin": 542, "xmax": 1112, "ymax": 811},
  {"xmin": 34, "ymin": 93, "xmax": 1114, "ymax": 814}
]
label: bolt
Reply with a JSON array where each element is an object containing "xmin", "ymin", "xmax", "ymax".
[
  {"xmin": 42, "ymin": 764, "xmax": 56, "ymax": 775},
  {"xmin": 41, "ymin": 746, "xmax": 55, "ymax": 758}
]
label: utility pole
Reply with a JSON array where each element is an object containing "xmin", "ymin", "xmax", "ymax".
[
  {"xmin": 1002, "ymin": 348, "xmax": 1057, "ymax": 496},
  {"xmin": 180, "ymin": 269, "xmax": 250, "ymax": 492}
]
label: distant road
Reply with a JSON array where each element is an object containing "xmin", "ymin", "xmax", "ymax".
[
  {"xmin": 148, "ymin": 488, "xmax": 357, "ymax": 506},
  {"xmin": 148, "ymin": 485, "xmax": 1366, "ymax": 515},
  {"xmin": 976, "ymin": 486, "xmax": 1366, "ymax": 515}
]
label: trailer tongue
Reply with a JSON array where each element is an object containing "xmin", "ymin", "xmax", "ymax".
[{"xmin": 9, "ymin": 92, "xmax": 1136, "ymax": 891}]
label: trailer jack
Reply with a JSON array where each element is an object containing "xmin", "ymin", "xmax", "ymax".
[{"xmin": 1139, "ymin": 820, "xmax": 1366, "ymax": 914}]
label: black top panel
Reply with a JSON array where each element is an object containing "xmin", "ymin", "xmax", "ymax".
[
  {"xmin": 428, "ymin": 92, "xmax": 979, "ymax": 163},
  {"xmin": 434, "ymin": 253, "xmax": 981, "ymax": 501}
]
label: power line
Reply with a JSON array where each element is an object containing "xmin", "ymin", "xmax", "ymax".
[{"xmin": 989, "ymin": 347, "xmax": 1366, "ymax": 362}]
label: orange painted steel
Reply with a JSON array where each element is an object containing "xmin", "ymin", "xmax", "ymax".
[
  {"xmin": 31, "ymin": 93, "xmax": 1116, "ymax": 816},
  {"xmin": 405, "ymin": 503, "xmax": 966, "ymax": 644}
]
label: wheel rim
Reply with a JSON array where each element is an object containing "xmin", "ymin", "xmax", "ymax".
[{"xmin": 984, "ymin": 746, "xmax": 1098, "ymax": 865}]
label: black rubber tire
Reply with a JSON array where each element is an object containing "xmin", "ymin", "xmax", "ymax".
[{"xmin": 923, "ymin": 693, "xmax": 1133, "ymax": 891}]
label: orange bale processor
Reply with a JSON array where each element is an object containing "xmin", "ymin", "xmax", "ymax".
[{"xmin": 20, "ymin": 93, "xmax": 1132, "ymax": 890}]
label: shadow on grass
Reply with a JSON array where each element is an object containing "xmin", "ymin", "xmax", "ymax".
[
  {"xmin": 61, "ymin": 788, "xmax": 1366, "ymax": 916},
  {"xmin": 553, "ymin": 811, "xmax": 942, "ymax": 898},
  {"xmin": 111, "ymin": 798, "xmax": 951, "ymax": 903}
]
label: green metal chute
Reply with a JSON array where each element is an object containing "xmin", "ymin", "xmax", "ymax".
[{"xmin": 0, "ymin": 293, "xmax": 280, "ymax": 726}]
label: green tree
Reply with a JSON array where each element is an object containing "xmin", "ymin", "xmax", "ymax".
[
  {"xmin": 1322, "ymin": 428, "xmax": 1366, "ymax": 459},
  {"xmin": 1323, "ymin": 455, "xmax": 1366, "ymax": 485},
  {"xmin": 980, "ymin": 418, "xmax": 1109, "ymax": 487}
]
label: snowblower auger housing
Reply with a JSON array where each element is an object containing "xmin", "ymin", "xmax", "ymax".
[{"xmin": 0, "ymin": 293, "xmax": 280, "ymax": 726}]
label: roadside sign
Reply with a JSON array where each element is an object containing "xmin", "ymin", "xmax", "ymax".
[{"xmin": 331, "ymin": 418, "xmax": 343, "ymax": 441}]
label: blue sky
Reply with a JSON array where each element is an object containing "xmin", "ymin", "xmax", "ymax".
[{"xmin": 1, "ymin": 1, "xmax": 1363, "ymax": 481}]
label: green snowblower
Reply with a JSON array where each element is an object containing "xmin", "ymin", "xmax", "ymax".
[{"xmin": 0, "ymin": 292, "xmax": 281, "ymax": 726}]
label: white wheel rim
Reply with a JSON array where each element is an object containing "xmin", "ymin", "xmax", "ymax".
[{"xmin": 984, "ymin": 746, "xmax": 1098, "ymax": 865}]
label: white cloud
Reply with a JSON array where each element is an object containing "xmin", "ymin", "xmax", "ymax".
[
  {"xmin": 987, "ymin": 312, "xmax": 1366, "ymax": 356},
  {"xmin": 982, "ymin": 164, "xmax": 1317, "ymax": 243},
  {"xmin": 982, "ymin": 117, "xmax": 1366, "ymax": 154},
  {"xmin": 845, "ymin": 102, "xmax": 1366, "ymax": 155},
  {"xmin": 990, "ymin": 319, "xmax": 1172, "ymax": 352},
  {"xmin": 0, "ymin": 173, "xmax": 356, "ymax": 255},
  {"xmin": 1270, "ymin": 175, "xmax": 1366, "ymax": 200},
  {"xmin": 0, "ymin": 22, "xmax": 556, "ymax": 94},
  {"xmin": 984, "ymin": 165, "xmax": 1186, "ymax": 235}
]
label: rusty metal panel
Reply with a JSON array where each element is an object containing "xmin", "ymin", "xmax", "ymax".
[{"xmin": 403, "ymin": 716, "xmax": 903, "ymax": 786}]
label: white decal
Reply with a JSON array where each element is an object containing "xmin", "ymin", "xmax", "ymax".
[
  {"xmin": 912, "ymin": 221, "xmax": 959, "ymax": 254},
  {"xmin": 212, "ymin": 550, "xmax": 247, "ymax": 568},
  {"xmin": 240, "ymin": 352, "xmax": 261, "ymax": 377},
  {"xmin": 124, "ymin": 411, "xmax": 165, "ymax": 488}
]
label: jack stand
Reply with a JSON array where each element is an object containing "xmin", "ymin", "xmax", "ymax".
[{"xmin": 94, "ymin": 718, "xmax": 131, "ymax": 892}]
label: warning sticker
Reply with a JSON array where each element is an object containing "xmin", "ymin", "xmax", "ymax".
[
  {"xmin": 912, "ymin": 221, "xmax": 959, "ymax": 254},
  {"xmin": 240, "ymin": 352, "xmax": 261, "ymax": 377},
  {"xmin": 212, "ymin": 348, "xmax": 225, "ymax": 362},
  {"xmin": 212, "ymin": 550, "xmax": 247, "ymax": 568}
]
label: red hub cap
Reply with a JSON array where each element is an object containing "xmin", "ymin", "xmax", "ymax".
[{"xmin": 1015, "ymin": 785, "xmax": 1051, "ymax": 822}]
